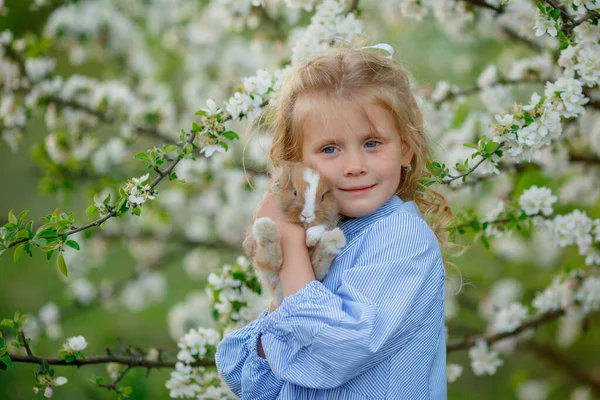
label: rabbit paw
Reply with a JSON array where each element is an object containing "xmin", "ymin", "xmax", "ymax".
[
  {"xmin": 306, "ymin": 225, "xmax": 327, "ymax": 247},
  {"xmin": 320, "ymin": 228, "xmax": 346, "ymax": 254},
  {"xmin": 252, "ymin": 217, "xmax": 280, "ymax": 244}
]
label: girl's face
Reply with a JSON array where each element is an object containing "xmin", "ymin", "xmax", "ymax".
[{"xmin": 301, "ymin": 96, "xmax": 413, "ymax": 219}]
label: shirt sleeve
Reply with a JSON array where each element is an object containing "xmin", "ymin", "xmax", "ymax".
[
  {"xmin": 215, "ymin": 308, "xmax": 285, "ymax": 399},
  {"xmin": 257, "ymin": 212, "xmax": 446, "ymax": 389}
]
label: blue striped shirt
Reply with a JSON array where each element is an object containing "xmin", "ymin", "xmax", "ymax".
[{"xmin": 216, "ymin": 195, "xmax": 447, "ymax": 399}]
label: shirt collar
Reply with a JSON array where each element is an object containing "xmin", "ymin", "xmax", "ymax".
[{"xmin": 340, "ymin": 195, "xmax": 403, "ymax": 240}]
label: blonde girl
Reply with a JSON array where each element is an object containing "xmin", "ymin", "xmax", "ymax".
[{"xmin": 216, "ymin": 42, "xmax": 454, "ymax": 400}]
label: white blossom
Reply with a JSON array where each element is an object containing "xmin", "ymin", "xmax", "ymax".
[
  {"xmin": 545, "ymin": 77, "xmax": 589, "ymax": 119},
  {"xmin": 446, "ymin": 363, "xmax": 463, "ymax": 383},
  {"xmin": 533, "ymin": 13, "xmax": 558, "ymax": 37},
  {"xmin": 518, "ymin": 186, "xmax": 557, "ymax": 216},
  {"xmin": 199, "ymin": 144, "xmax": 226, "ymax": 158},
  {"xmin": 575, "ymin": 276, "xmax": 600, "ymax": 314},
  {"xmin": 468, "ymin": 340, "xmax": 504, "ymax": 376},
  {"xmin": 490, "ymin": 302, "xmax": 528, "ymax": 333},
  {"xmin": 517, "ymin": 380, "xmax": 550, "ymax": 400},
  {"xmin": 63, "ymin": 335, "xmax": 87, "ymax": 351}
]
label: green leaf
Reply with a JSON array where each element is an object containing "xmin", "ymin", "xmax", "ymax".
[
  {"xmin": 221, "ymin": 131, "xmax": 239, "ymax": 141},
  {"xmin": 463, "ymin": 143, "xmax": 479, "ymax": 150},
  {"xmin": 8, "ymin": 210, "xmax": 17, "ymax": 225},
  {"xmin": 13, "ymin": 243, "xmax": 26, "ymax": 263},
  {"xmin": 218, "ymin": 141, "xmax": 228, "ymax": 151},
  {"xmin": 0, "ymin": 354, "xmax": 12, "ymax": 370},
  {"xmin": 32, "ymin": 238, "xmax": 47, "ymax": 248},
  {"xmin": 480, "ymin": 235, "xmax": 490, "ymax": 249},
  {"xmin": 132, "ymin": 207, "xmax": 141, "ymax": 217},
  {"xmin": 65, "ymin": 240, "xmax": 80, "ymax": 251},
  {"xmin": 17, "ymin": 210, "xmax": 29, "ymax": 225},
  {"xmin": 536, "ymin": 2, "xmax": 546, "ymax": 12},
  {"xmin": 550, "ymin": 8, "xmax": 560, "ymax": 19},
  {"xmin": 86, "ymin": 205, "xmax": 99, "ymax": 219},
  {"xmin": 0, "ymin": 320, "xmax": 14, "ymax": 328},
  {"xmin": 135, "ymin": 152, "xmax": 151, "ymax": 162},
  {"xmin": 58, "ymin": 254, "xmax": 68, "ymax": 277},
  {"xmin": 192, "ymin": 122, "xmax": 202, "ymax": 132},
  {"xmin": 37, "ymin": 230, "xmax": 58, "ymax": 239},
  {"xmin": 194, "ymin": 109, "xmax": 207, "ymax": 116},
  {"xmin": 484, "ymin": 142, "xmax": 499, "ymax": 154},
  {"xmin": 169, "ymin": 172, "xmax": 178, "ymax": 181},
  {"xmin": 46, "ymin": 250, "xmax": 54, "ymax": 261},
  {"xmin": 163, "ymin": 145, "xmax": 177, "ymax": 153},
  {"xmin": 14, "ymin": 230, "xmax": 28, "ymax": 241}
]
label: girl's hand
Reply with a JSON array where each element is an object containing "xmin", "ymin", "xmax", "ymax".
[{"xmin": 268, "ymin": 299, "xmax": 278, "ymax": 314}]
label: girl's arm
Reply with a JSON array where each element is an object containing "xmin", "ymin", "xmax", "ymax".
[
  {"xmin": 257, "ymin": 212, "xmax": 446, "ymax": 390},
  {"xmin": 215, "ymin": 310, "xmax": 284, "ymax": 399}
]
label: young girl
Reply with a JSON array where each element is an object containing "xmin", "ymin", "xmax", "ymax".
[{"xmin": 215, "ymin": 43, "xmax": 454, "ymax": 400}]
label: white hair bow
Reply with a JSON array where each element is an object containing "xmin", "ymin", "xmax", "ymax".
[{"xmin": 359, "ymin": 43, "xmax": 394, "ymax": 59}]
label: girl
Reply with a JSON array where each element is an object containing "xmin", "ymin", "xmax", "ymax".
[{"xmin": 215, "ymin": 43, "xmax": 454, "ymax": 399}]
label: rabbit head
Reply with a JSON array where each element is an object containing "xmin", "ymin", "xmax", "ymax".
[{"xmin": 272, "ymin": 161, "xmax": 339, "ymax": 230}]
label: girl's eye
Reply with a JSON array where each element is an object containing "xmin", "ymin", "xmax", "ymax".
[
  {"xmin": 365, "ymin": 140, "xmax": 381, "ymax": 148},
  {"xmin": 322, "ymin": 146, "xmax": 338, "ymax": 154},
  {"xmin": 293, "ymin": 190, "xmax": 297, "ymax": 196}
]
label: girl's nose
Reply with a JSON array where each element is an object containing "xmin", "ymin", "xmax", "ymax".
[{"xmin": 343, "ymin": 154, "xmax": 367, "ymax": 177}]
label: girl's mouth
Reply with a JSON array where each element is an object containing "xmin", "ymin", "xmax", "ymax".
[{"xmin": 340, "ymin": 184, "xmax": 376, "ymax": 195}]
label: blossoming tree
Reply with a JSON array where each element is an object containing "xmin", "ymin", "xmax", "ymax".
[{"xmin": 0, "ymin": 0, "xmax": 599, "ymax": 398}]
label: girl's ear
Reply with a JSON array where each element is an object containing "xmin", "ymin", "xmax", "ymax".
[{"xmin": 401, "ymin": 145, "xmax": 414, "ymax": 167}]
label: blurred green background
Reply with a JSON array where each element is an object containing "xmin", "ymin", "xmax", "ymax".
[{"xmin": 1, "ymin": 0, "xmax": 599, "ymax": 399}]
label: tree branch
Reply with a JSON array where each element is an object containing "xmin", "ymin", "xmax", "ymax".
[
  {"xmin": 6, "ymin": 132, "xmax": 197, "ymax": 249},
  {"xmin": 8, "ymin": 353, "xmax": 214, "ymax": 369},
  {"xmin": 432, "ymin": 78, "xmax": 547, "ymax": 106},
  {"xmin": 9, "ymin": 308, "xmax": 568, "ymax": 370},
  {"xmin": 98, "ymin": 365, "xmax": 133, "ymax": 391},
  {"xmin": 345, "ymin": 0, "xmax": 360, "ymax": 14},
  {"xmin": 543, "ymin": 0, "xmax": 574, "ymax": 24},
  {"xmin": 523, "ymin": 340, "xmax": 600, "ymax": 397},
  {"xmin": 463, "ymin": 0, "xmax": 505, "ymax": 14},
  {"xmin": 447, "ymin": 309, "xmax": 565, "ymax": 352},
  {"xmin": 1, "ymin": 43, "xmax": 173, "ymax": 143},
  {"xmin": 19, "ymin": 329, "xmax": 33, "ymax": 356}
]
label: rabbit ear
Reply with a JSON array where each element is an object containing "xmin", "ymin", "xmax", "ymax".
[{"xmin": 272, "ymin": 162, "xmax": 294, "ymax": 192}]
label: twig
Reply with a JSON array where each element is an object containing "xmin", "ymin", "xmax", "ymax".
[
  {"xmin": 2, "ymin": 43, "xmax": 29, "ymax": 80},
  {"xmin": 433, "ymin": 78, "xmax": 547, "ymax": 106},
  {"xmin": 462, "ymin": 0, "xmax": 505, "ymax": 14},
  {"xmin": 572, "ymin": 10, "xmax": 600, "ymax": 29},
  {"xmin": 543, "ymin": 0, "xmax": 574, "ymax": 24},
  {"xmin": 523, "ymin": 340, "xmax": 600, "ymax": 397},
  {"xmin": 99, "ymin": 365, "xmax": 132, "ymax": 391},
  {"xmin": 450, "ymin": 212, "xmax": 545, "ymax": 231},
  {"xmin": 441, "ymin": 146, "xmax": 501, "ymax": 185},
  {"xmin": 8, "ymin": 353, "xmax": 214, "ymax": 368},
  {"xmin": 1, "ymin": 44, "xmax": 173, "ymax": 143},
  {"xmin": 345, "ymin": 0, "xmax": 359, "ymax": 14},
  {"xmin": 447, "ymin": 309, "xmax": 565, "ymax": 352},
  {"xmin": 6, "ymin": 132, "xmax": 197, "ymax": 250},
  {"xmin": 18, "ymin": 329, "xmax": 33, "ymax": 356}
]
